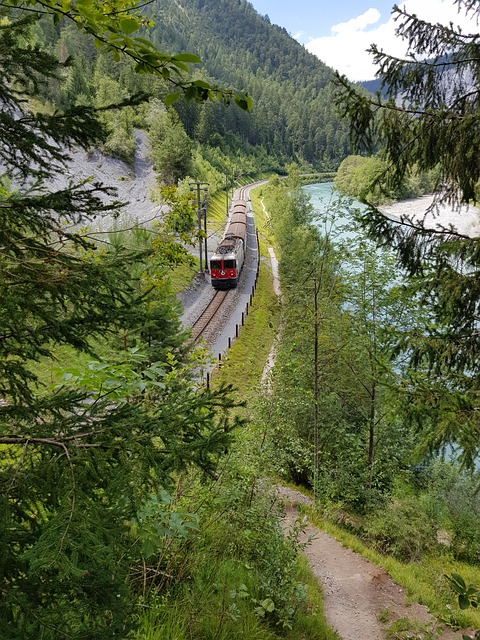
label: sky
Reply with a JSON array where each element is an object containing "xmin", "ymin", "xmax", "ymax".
[{"xmin": 249, "ymin": 0, "xmax": 478, "ymax": 81}]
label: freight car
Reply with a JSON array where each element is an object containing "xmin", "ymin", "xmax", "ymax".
[{"xmin": 209, "ymin": 199, "xmax": 247, "ymax": 289}]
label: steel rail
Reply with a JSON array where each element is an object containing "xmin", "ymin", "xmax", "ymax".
[{"xmin": 191, "ymin": 290, "xmax": 229, "ymax": 341}]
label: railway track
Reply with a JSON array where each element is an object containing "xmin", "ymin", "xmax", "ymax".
[
  {"xmin": 191, "ymin": 290, "xmax": 229, "ymax": 341},
  {"xmin": 190, "ymin": 186, "xmax": 251, "ymax": 343}
]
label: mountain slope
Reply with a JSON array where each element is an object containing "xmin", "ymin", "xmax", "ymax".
[{"xmin": 146, "ymin": 0, "xmax": 351, "ymax": 168}]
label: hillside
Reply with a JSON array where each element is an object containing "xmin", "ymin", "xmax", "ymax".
[
  {"xmin": 33, "ymin": 0, "xmax": 353, "ymax": 172},
  {"xmin": 142, "ymin": 0, "xmax": 351, "ymax": 168}
]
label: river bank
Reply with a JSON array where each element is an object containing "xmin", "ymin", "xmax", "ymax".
[{"xmin": 380, "ymin": 194, "xmax": 480, "ymax": 237}]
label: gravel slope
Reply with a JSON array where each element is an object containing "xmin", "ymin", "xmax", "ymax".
[{"xmin": 379, "ymin": 195, "xmax": 480, "ymax": 237}]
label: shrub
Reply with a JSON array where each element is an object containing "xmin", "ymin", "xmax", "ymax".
[{"xmin": 366, "ymin": 496, "xmax": 439, "ymax": 561}]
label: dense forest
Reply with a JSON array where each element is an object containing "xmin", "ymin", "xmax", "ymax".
[
  {"xmin": 144, "ymin": 0, "xmax": 351, "ymax": 167},
  {"xmin": 33, "ymin": 0, "xmax": 352, "ymax": 179}
]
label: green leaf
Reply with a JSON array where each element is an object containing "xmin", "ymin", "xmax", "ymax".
[
  {"xmin": 171, "ymin": 60, "xmax": 189, "ymax": 73},
  {"xmin": 447, "ymin": 573, "xmax": 467, "ymax": 593},
  {"xmin": 192, "ymin": 79, "xmax": 211, "ymax": 89},
  {"xmin": 459, "ymin": 594, "xmax": 471, "ymax": 610},
  {"xmin": 134, "ymin": 37, "xmax": 156, "ymax": 48},
  {"xmin": 171, "ymin": 52, "xmax": 202, "ymax": 63},
  {"xmin": 233, "ymin": 91, "xmax": 253, "ymax": 112},
  {"xmin": 119, "ymin": 17, "xmax": 139, "ymax": 34},
  {"xmin": 261, "ymin": 598, "xmax": 275, "ymax": 612}
]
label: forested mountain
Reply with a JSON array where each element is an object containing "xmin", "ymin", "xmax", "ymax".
[
  {"xmin": 38, "ymin": 0, "xmax": 351, "ymax": 171},
  {"xmin": 146, "ymin": 0, "xmax": 350, "ymax": 168}
]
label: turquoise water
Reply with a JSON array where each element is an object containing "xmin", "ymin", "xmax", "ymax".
[
  {"xmin": 304, "ymin": 181, "xmax": 365, "ymax": 212},
  {"xmin": 303, "ymin": 182, "xmax": 337, "ymax": 212},
  {"xmin": 303, "ymin": 182, "xmax": 367, "ymax": 243}
]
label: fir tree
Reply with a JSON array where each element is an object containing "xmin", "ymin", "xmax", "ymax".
[
  {"xmin": 0, "ymin": 6, "xmax": 244, "ymax": 637},
  {"xmin": 335, "ymin": 1, "xmax": 480, "ymax": 467}
]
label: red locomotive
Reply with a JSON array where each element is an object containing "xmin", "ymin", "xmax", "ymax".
[{"xmin": 209, "ymin": 199, "xmax": 247, "ymax": 289}]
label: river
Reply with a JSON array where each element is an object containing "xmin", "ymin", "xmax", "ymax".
[{"xmin": 304, "ymin": 182, "xmax": 480, "ymax": 237}]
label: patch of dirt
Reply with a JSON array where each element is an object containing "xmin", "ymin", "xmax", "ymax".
[{"xmin": 277, "ymin": 486, "xmax": 472, "ymax": 640}]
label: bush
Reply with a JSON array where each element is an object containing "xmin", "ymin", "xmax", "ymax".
[
  {"xmin": 428, "ymin": 463, "xmax": 480, "ymax": 564},
  {"xmin": 366, "ymin": 495, "xmax": 439, "ymax": 561}
]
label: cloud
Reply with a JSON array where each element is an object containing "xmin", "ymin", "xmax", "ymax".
[
  {"xmin": 331, "ymin": 8, "xmax": 381, "ymax": 34},
  {"xmin": 292, "ymin": 30, "xmax": 305, "ymax": 41},
  {"xmin": 305, "ymin": 1, "xmax": 478, "ymax": 82}
]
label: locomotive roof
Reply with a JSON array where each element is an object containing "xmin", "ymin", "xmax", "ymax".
[
  {"xmin": 210, "ymin": 250, "xmax": 236, "ymax": 260},
  {"xmin": 211, "ymin": 235, "xmax": 242, "ymax": 258}
]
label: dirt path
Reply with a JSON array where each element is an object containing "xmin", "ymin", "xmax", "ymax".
[{"xmin": 277, "ymin": 486, "xmax": 468, "ymax": 640}]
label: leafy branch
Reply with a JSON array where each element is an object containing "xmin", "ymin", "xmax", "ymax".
[
  {"xmin": 446, "ymin": 573, "xmax": 480, "ymax": 640},
  {"xmin": 3, "ymin": 0, "xmax": 252, "ymax": 109}
]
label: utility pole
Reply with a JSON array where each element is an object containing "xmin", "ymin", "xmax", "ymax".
[{"xmin": 190, "ymin": 182, "xmax": 209, "ymax": 272}]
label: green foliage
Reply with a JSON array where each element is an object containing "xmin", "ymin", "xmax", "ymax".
[
  {"xmin": 133, "ymin": 491, "xmax": 199, "ymax": 559},
  {"xmin": 335, "ymin": 2, "xmax": 480, "ymax": 468},
  {"xmin": 426, "ymin": 463, "xmax": 480, "ymax": 564},
  {"xmin": 335, "ymin": 156, "xmax": 438, "ymax": 205},
  {"xmin": 129, "ymin": 473, "xmax": 323, "ymax": 639},
  {"xmin": 446, "ymin": 573, "xmax": 480, "ymax": 611},
  {"xmin": 385, "ymin": 617, "xmax": 441, "ymax": 640},
  {"xmin": 158, "ymin": 185, "xmax": 197, "ymax": 240},
  {"xmin": 0, "ymin": 5, "xmax": 247, "ymax": 637},
  {"xmin": 31, "ymin": 0, "xmax": 353, "ymax": 174},
  {"xmin": 262, "ymin": 177, "xmax": 417, "ymax": 511},
  {"xmin": 9, "ymin": 0, "xmax": 251, "ymax": 109},
  {"xmin": 335, "ymin": 2, "xmax": 480, "ymax": 205},
  {"xmin": 366, "ymin": 495, "xmax": 440, "ymax": 561},
  {"xmin": 1, "ymin": 345, "xmax": 244, "ymax": 637},
  {"xmin": 346, "ymin": 461, "xmax": 480, "ymax": 567},
  {"xmin": 143, "ymin": 0, "xmax": 350, "ymax": 168},
  {"xmin": 335, "ymin": 155, "xmax": 390, "ymax": 204},
  {"xmin": 147, "ymin": 102, "xmax": 193, "ymax": 184}
]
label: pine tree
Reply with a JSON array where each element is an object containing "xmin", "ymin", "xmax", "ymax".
[
  {"xmin": 335, "ymin": 1, "xmax": 480, "ymax": 468},
  {"xmin": 0, "ymin": 6, "xmax": 245, "ymax": 637}
]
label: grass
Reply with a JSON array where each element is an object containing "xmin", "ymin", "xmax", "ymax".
[
  {"xmin": 250, "ymin": 183, "xmax": 277, "ymax": 255},
  {"xmin": 283, "ymin": 556, "xmax": 341, "ymax": 640},
  {"xmin": 131, "ymin": 519, "xmax": 340, "ymax": 640},
  {"xmin": 167, "ymin": 261, "xmax": 199, "ymax": 293},
  {"xmin": 27, "ymin": 343, "xmax": 103, "ymax": 388}
]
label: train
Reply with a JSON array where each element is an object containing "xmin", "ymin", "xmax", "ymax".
[{"xmin": 209, "ymin": 199, "xmax": 247, "ymax": 289}]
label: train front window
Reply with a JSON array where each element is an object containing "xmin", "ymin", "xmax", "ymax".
[
  {"xmin": 210, "ymin": 260, "xmax": 222, "ymax": 270},
  {"xmin": 224, "ymin": 259, "xmax": 235, "ymax": 269}
]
